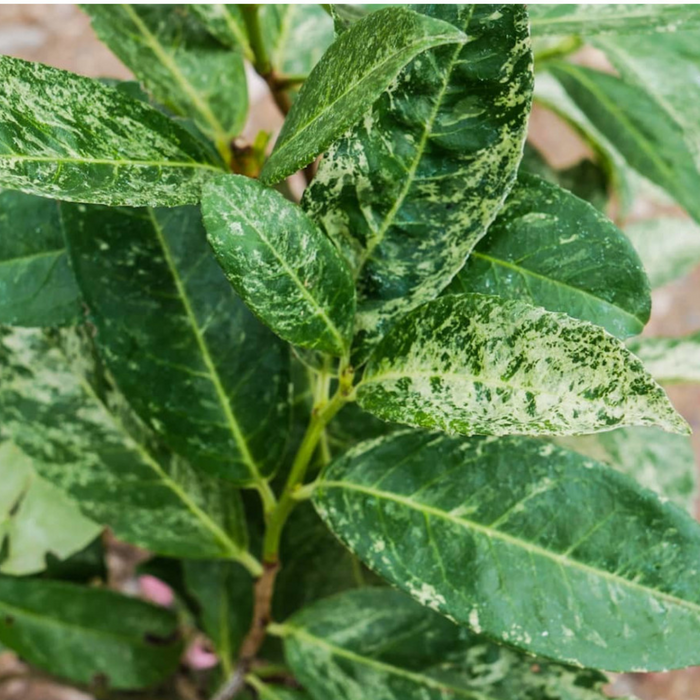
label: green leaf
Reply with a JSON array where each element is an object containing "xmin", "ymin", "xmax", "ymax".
[
  {"xmin": 0, "ymin": 327, "xmax": 255, "ymax": 568},
  {"xmin": 62, "ymin": 203, "xmax": 289, "ymax": 484},
  {"xmin": 449, "ymin": 174, "xmax": 650, "ymax": 339},
  {"xmin": 357, "ymin": 294, "xmax": 688, "ymax": 437},
  {"xmin": 183, "ymin": 560, "xmax": 253, "ymax": 671},
  {"xmin": 0, "ymin": 190, "xmax": 80, "ymax": 326},
  {"xmin": 260, "ymin": 7, "xmax": 467, "ymax": 183},
  {"xmin": 326, "ymin": 402, "xmax": 397, "ymax": 458},
  {"xmin": 627, "ymin": 332, "xmax": 700, "ymax": 385},
  {"xmin": 189, "ymin": 5, "xmax": 253, "ymax": 59},
  {"xmin": 0, "ymin": 55, "xmax": 222, "ymax": 206},
  {"xmin": 548, "ymin": 61, "xmax": 700, "ymax": 225},
  {"xmin": 275, "ymin": 588, "xmax": 609, "ymax": 699},
  {"xmin": 0, "ymin": 576, "xmax": 181, "ymax": 689},
  {"xmin": 0, "ymin": 442, "xmax": 100, "ymax": 576},
  {"xmin": 530, "ymin": 5, "xmax": 700, "ymax": 37},
  {"xmin": 624, "ymin": 217, "xmax": 700, "ymax": 289},
  {"xmin": 202, "ymin": 175, "xmax": 356, "ymax": 356},
  {"xmin": 315, "ymin": 431, "xmax": 700, "ymax": 671},
  {"xmin": 555, "ymin": 427, "xmax": 697, "ymax": 513},
  {"xmin": 82, "ymin": 5, "xmax": 247, "ymax": 153},
  {"xmin": 304, "ymin": 5, "xmax": 533, "ymax": 358},
  {"xmin": 251, "ymin": 681, "xmax": 310, "ymax": 700}
]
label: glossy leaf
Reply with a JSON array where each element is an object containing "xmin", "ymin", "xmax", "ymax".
[
  {"xmin": 450, "ymin": 175, "xmax": 649, "ymax": 339},
  {"xmin": 625, "ymin": 217, "xmax": 700, "ymax": 289},
  {"xmin": 202, "ymin": 175, "xmax": 356, "ymax": 356},
  {"xmin": 0, "ymin": 577, "xmax": 181, "ymax": 689},
  {"xmin": 556, "ymin": 427, "xmax": 697, "ymax": 513},
  {"xmin": 304, "ymin": 5, "xmax": 532, "ymax": 358},
  {"xmin": 83, "ymin": 5, "xmax": 247, "ymax": 152},
  {"xmin": 260, "ymin": 7, "xmax": 467, "ymax": 183},
  {"xmin": 189, "ymin": 4, "xmax": 253, "ymax": 59},
  {"xmin": 0, "ymin": 442, "xmax": 100, "ymax": 576},
  {"xmin": 530, "ymin": 5, "xmax": 700, "ymax": 37},
  {"xmin": 0, "ymin": 190, "xmax": 80, "ymax": 326},
  {"xmin": 357, "ymin": 294, "xmax": 688, "ymax": 437},
  {"xmin": 315, "ymin": 432, "xmax": 700, "ymax": 671},
  {"xmin": 0, "ymin": 55, "xmax": 222, "ymax": 206},
  {"xmin": 549, "ymin": 61, "xmax": 700, "ymax": 225},
  {"xmin": 627, "ymin": 332, "xmax": 700, "ymax": 384},
  {"xmin": 62, "ymin": 203, "xmax": 289, "ymax": 484},
  {"xmin": 0, "ymin": 327, "xmax": 254, "ymax": 567}
]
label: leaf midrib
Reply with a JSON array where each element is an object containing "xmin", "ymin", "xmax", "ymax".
[
  {"xmin": 0, "ymin": 248, "xmax": 64, "ymax": 268},
  {"xmin": 0, "ymin": 152, "xmax": 220, "ymax": 171},
  {"xmin": 531, "ymin": 7, "xmax": 690, "ymax": 31},
  {"xmin": 320, "ymin": 479, "xmax": 700, "ymax": 616}
]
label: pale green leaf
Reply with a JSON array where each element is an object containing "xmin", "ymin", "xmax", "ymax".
[
  {"xmin": 0, "ymin": 55, "xmax": 222, "ymax": 206},
  {"xmin": 0, "ymin": 190, "xmax": 80, "ymax": 326},
  {"xmin": 0, "ymin": 577, "xmax": 181, "ymax": 689},
  {"xmin": 202, "ymin": 175, "xmax": 355, "ymax": 356},
  {"xmin": 357, "ymin": 294, "xmax": 688, "ymax": 436},
  {"xmin": 0, "ymin": 327, "xmax": 254, "ymax": 567},
  {"xmin": 450, "ymin": 175, "xmax": 649, "ymax": 339},
  {"xmin": 315, "ymin": 432, "xmax": 700, "ymax": 671},
  {"xmin": 260, "ymin": 7, "xmax": 467, "ymax": 183},
  {"xmin": 82, "ymin": 5, "xmax": 248, "ymax": 151},
  {"xmin": 625, "ymin": 217, "xmax": 700, "ymax": 289},
  {"xmin": 555, "ymin": 427, "xmax": 697, "ymax": 513},
  {"xmin": 304, "ymin": 5, "xmax": 533, "ymax": 358},
  {"xmin": 549, "ymin": 61, "xmax": 700, "ymax": 225},
  {"xmin": 627, "ymin": 332, "xmax": 700, "ymax": 385},
  {"xmin": 62, "ymin": 203, "xmax": 289, "ymax": 484},
  {"xmin": 189, "ymin": 4, "xmax": 253, "ymax": 59},
  {"xmin": 530, "ymin": 5, "xmax": 700, "ymax": 37},
  {"xmin": 0, "ymin": 442, "xmax": 100, "ymax": 576}
]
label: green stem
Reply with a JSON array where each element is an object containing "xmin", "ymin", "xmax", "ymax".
[{"xmin": 241, "ymin": 5, "xmax": 272, "ymax": 76}]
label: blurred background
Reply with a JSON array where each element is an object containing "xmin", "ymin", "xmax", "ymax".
[{"xmin": 0, "ymin": 5, "xmax": 698, "ymax": 700}]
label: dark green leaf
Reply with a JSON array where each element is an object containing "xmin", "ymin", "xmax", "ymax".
[
  {"xmin": 189, "ymin": 4, "xmax": 253, "ymax": 59},
  {"xmin": 0, "ymin": 327, "xmax": 256, "ymax": 569},
  {"xmin": 303, "ymin": 5, "xmax": 533, "ymax": 358},
  {"xmin": 62, "ymin": 203, "xmax": 289, "ymax": 484},
  {"xmin": 357, "ymin": 294, "xmax": 688, "ymax": 437},
  {"xmin": 0, "ymin": 576, "xmax": 181, "ymax": 689},
  {"xmin": 315, "ymin": 431, "xmax": 700, "ymax": 671},
  {"xmin": 449, "ymin": 174, "xmax": 650, "ymax": 339},
  {"xmin": 0, "ymin": 55, "xmax": 222, "ymax": 206},
  {"xmin": 82, "ymin": 5, "xmax": 247, "ymax": 153},
  {"xmin": 627, "ymin": 332, "xmax": 700, "ymax": 384},
  {"xmin": 0, "ymin": 190, "xmax": 80, "ymax": 326},
  {"xmin": 202, "ymin": 175, "xmax": 356, "ymax": 356},
  {"xmin": 275, "ymin": 588, "xmax": 609, "ymax": 699},
  {"xmin": 260, "ymin": 7, "xmax": 467, "ymax": 183}
]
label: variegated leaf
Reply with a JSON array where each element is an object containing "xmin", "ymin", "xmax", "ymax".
[
  {"xmin": 260, "ymin": 7, "xmax": 467, "ymax": 183},
  {"xmin": 627, "ymin": 332, "xmax": 700, "ymax": 384},
  {"xmin": 449, "ymin": 174, "xmax": 650, "ymax": 339},
  {"xmin": 315, "ymin": 432, "xmax": 700, "ymax": 671},
  {"xmin": 62, "ymin": 204, "xmax": 289, "ymax": 485},
  {"xmin": 0, "ymin": 190, "xmax": 80, "ymax": 327},
  {"xmin": 303, "ymin": 5, "xmax": 533, "ymax": 358},
  {"xmin": 0, "ymin": 55, "xmax": 222, "ymax": 206},
  {"xmin": 82, "ymin": 5, "xmax": 248, "ymax": 153},
  {"xmin": 189, "ymin": 4, "xmax": 253, "ymax": 59},
  {"xmin": 357, "ymin": 294, "xmax": 688, "ymax": 436},
  {"xmin": 202, "ymin": 175, "xmax": 356, "ymax": 356},
  {"xmin": 276, "ymin": 588, "xmax": 609, "ymax": 700}
]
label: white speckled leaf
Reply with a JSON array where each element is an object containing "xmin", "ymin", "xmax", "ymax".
[
  {"xmin": 0, "ymin": 55, "xmax": 223, "ymax": 206},
  {"xmin": 303, "ymin": 5, "xmax": 533, "ymax": 358},
  {"xmin": 625, "ymin": 217, "xmax": 700, "ymax": 289},
  {"xmin": 189, "ymin": 4, "xmax": 253, "ymax": 59},
  {"xmin": 555, "ymin": 427, "xmax": 697, "ymax": 513},
  {"xmin": 449, "ymin": 174, "xmax": 650, "ymax": 339},
  {"xmin": 277, "ymin": 588, "xmax": 610, "ymax": 700},
  {"xmin": 82, "ymin": 5, "xmax": 247, "ymax": 152},
  {"xmin": 0, "ymin": 190, "xmax": 80, "ymax": 327},
  {"xmin": 315, "ymin": 432, "xmax": 700, "ymax": 671},
  {"xmin": 530, "ymin": 5, "xmax": 700, "ymax": 37},
  {"xmin": 260, "ymin": 7, "xmax": 467, "ymax": 183},
  {"xmin": 627, "ymin": 332, "xmax": 700, "ymax": 385},
  {"xmin": 357, "ymin": 294, "xmax": 688, "ymax": 436},
  {"xmin": 0, "ymin": 327, "xmax": 253, "ymax": 566},
  {"xmin": 62, "ymin": 203, "xmax": 290, "ymax": 484},
  {"xmin": 202, "ymin": 175, "xmax": 355, "ymax": 357},
  {"xmin": 0, "ymin": 442, "xmax": 100, "ymax": 576}
]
